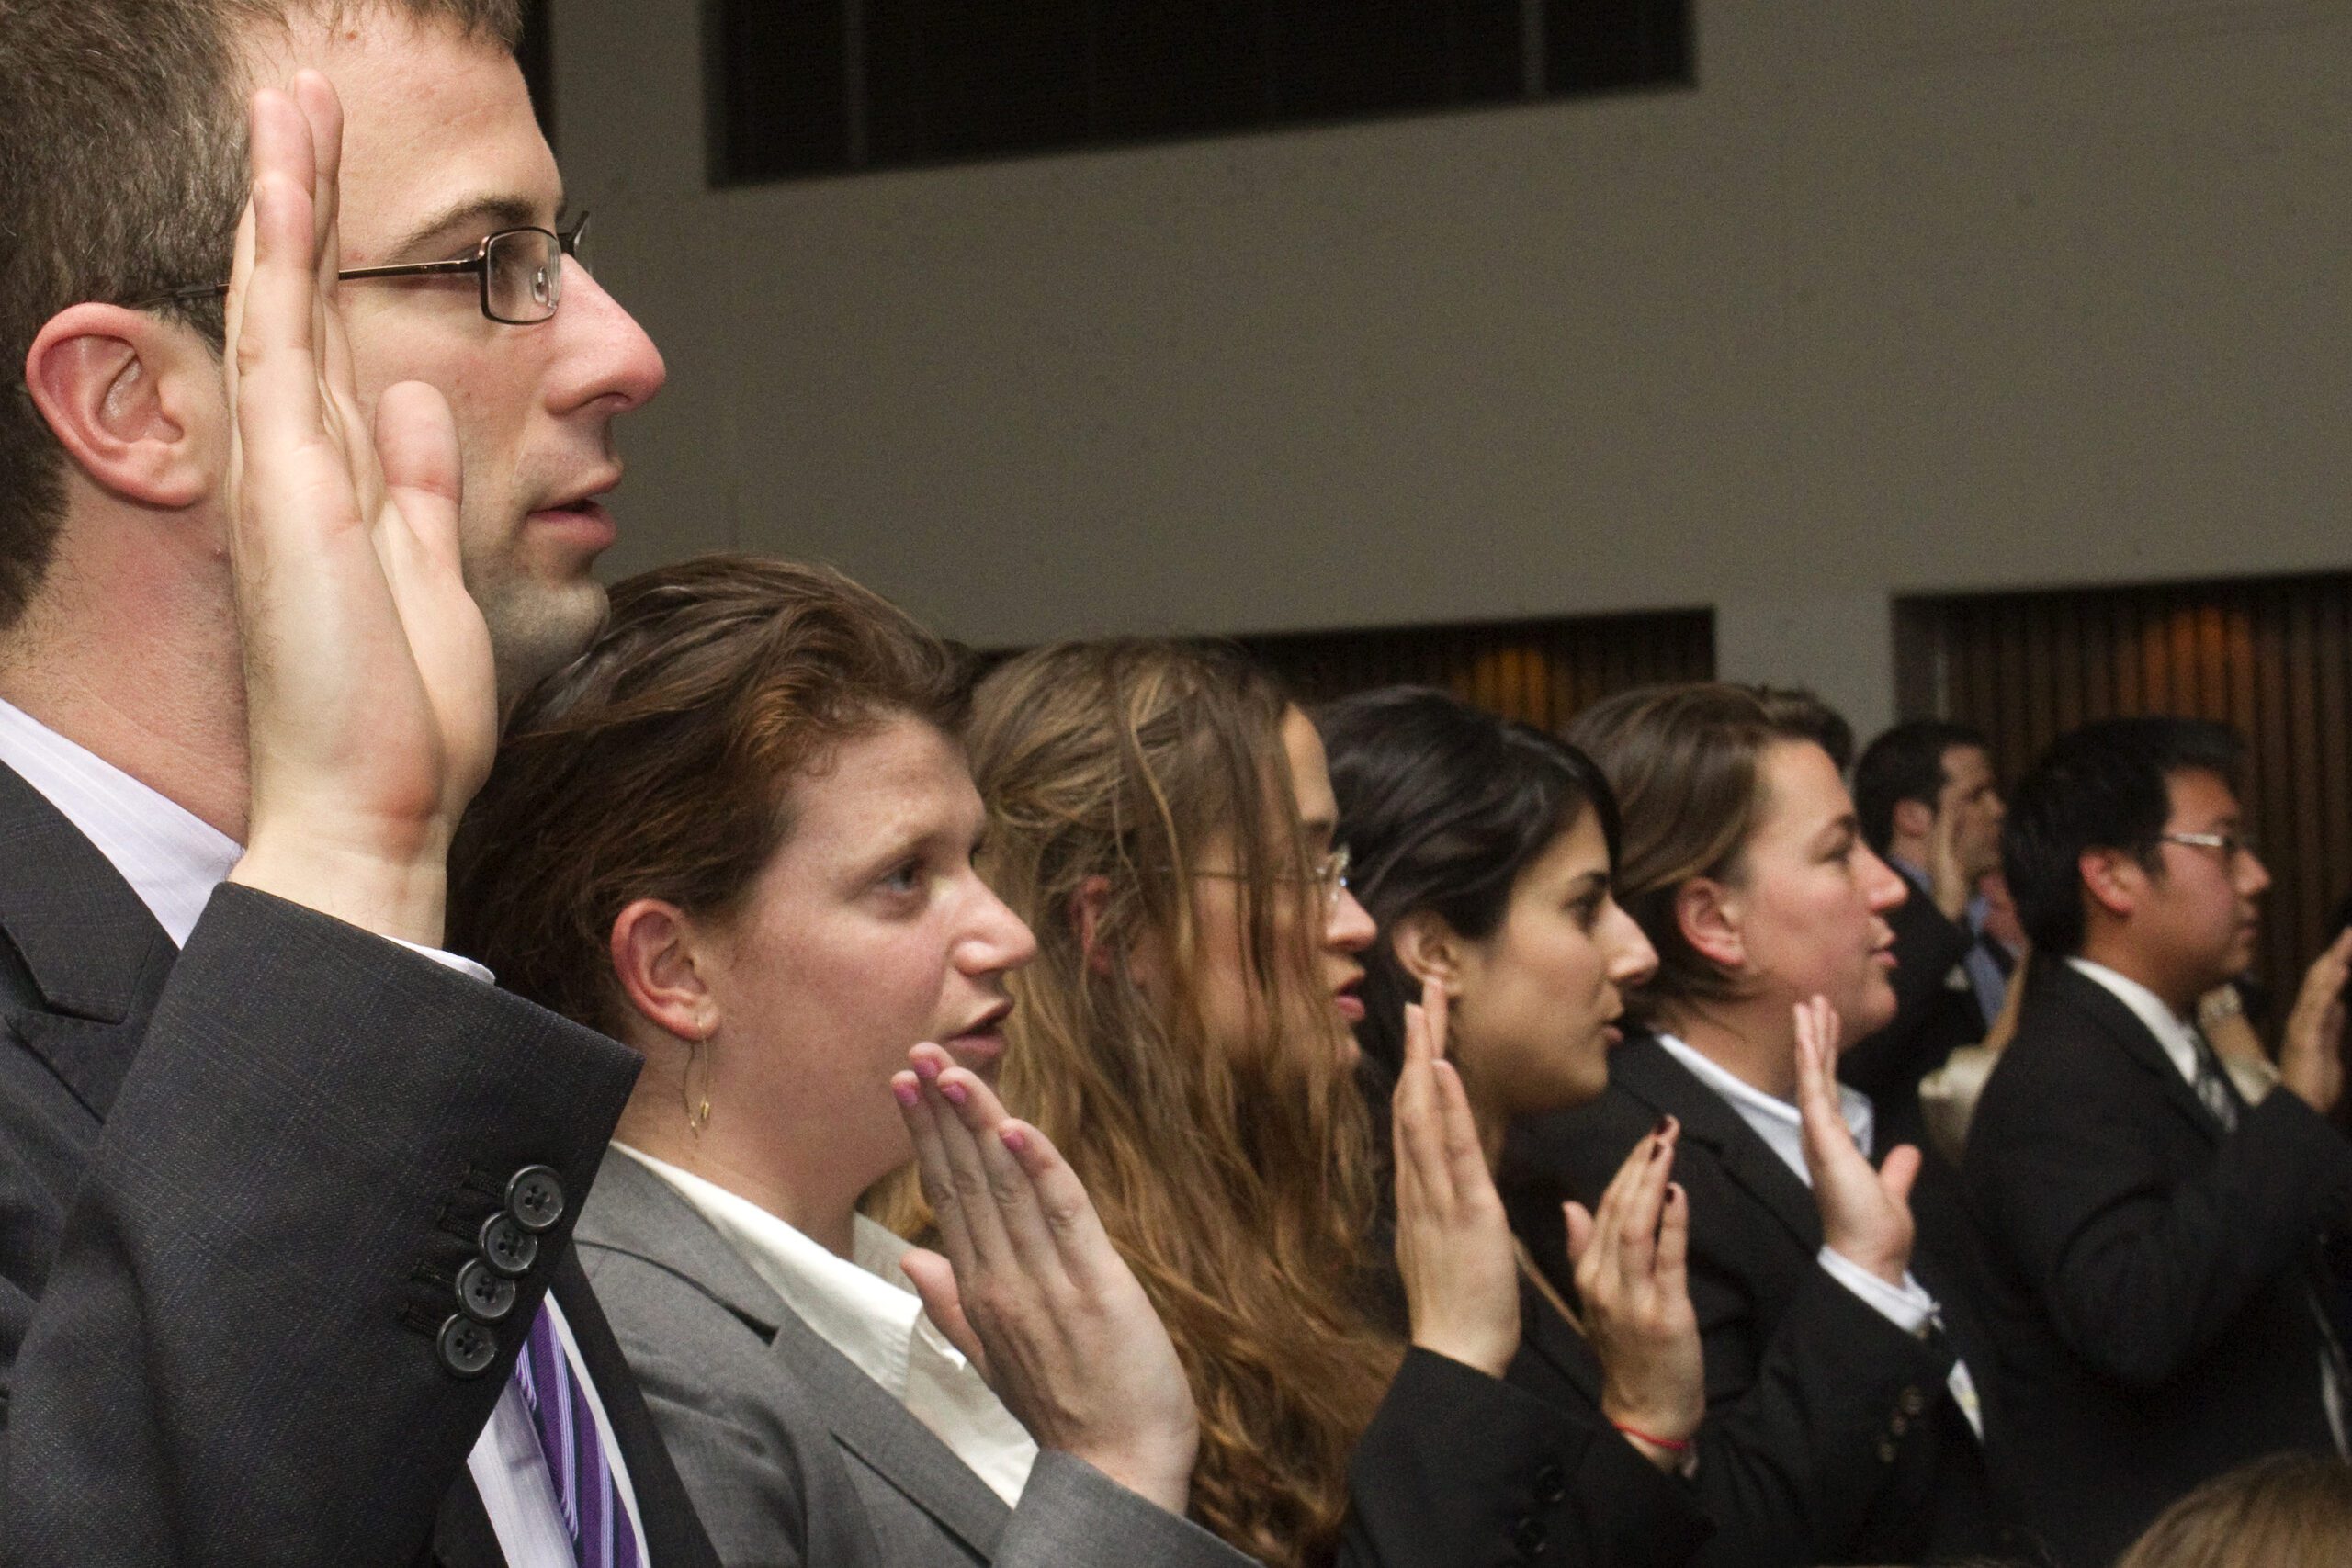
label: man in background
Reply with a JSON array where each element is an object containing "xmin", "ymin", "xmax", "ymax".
[{"xmin": 1965, "ymin": 716, "xmax": 2352, "ymax": 1568}]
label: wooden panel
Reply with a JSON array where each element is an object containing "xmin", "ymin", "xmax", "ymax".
[
  {"xmin": 1244, "ymin": 609, "xmax": 1715, "ymax": 732},
  {"xmin": 1900, "ymin": 572, "xmax": 2352, "ymax": 1006}
]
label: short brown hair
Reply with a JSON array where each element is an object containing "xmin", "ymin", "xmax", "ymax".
[
  {"xmin": 2115, "ymin": 1452, "xmax": 2352, "ymax": 1568},
  {"xmin": 447, "ymin": 554, "xmax": 967, "ymax": 1034},
  {"xmin": 0, "ymin": 0, "xmax": 523, "ymax": 628},
  {"xmin": 1566, "ymin": 682, "xmax": 1843, "ymax": 1021}
]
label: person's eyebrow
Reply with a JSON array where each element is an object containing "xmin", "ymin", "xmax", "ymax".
[
  {"xmin": 1817, "ymin": 811, "xmax": 1860, "ymax": 849},
  {"xmin": 379, "ymin": 194, "xmax": 558, "ymax": 264}
]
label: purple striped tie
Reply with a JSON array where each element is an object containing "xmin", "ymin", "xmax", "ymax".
[{"xmin": 514, "ymin": 1305, "xmax": 642, "ymax": 1568}]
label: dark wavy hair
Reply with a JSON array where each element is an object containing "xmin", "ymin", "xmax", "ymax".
[{"xmin": 1318, "ymin": 686, "xmax": 1620, "ymax": 1078}]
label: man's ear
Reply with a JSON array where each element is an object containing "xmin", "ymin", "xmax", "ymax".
[
  {"xmin": 610, "ymin": 897, "xmax": 719, "ymax": 1043},
  {"xmin": 24, "ymin": 304, "xmax": 220, "ymax": 510},
  {"xmin": 1892, "ymin": 796, "xmax": 1937, "ymax": 843},
  {"xmin": 1389, "ymin": 909, "xmax": 1466, "ymax": 997},
  {"xmin": 1677, "ymin": 876, "xmax": 1747, "ymax": 972},
  {"xmin": 1070, "ymin": 874, "xmax": 1118, "ymax": 978},
  {"xmin": 2079, "ymin": 848, "xmax": 2144, "ymax": 921}
]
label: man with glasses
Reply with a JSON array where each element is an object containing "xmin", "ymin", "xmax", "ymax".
[
  {"xmin": 1964, "ymin": 716, "xmax": 2352, "ymax": 1568},
  {"xmin": 0, "ymin": 3, "xmax": 686, "ymax": 1563}
]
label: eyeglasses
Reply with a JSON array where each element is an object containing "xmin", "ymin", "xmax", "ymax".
[
  {"xmin": 2159, "ymin": 829, "xmax": 2260, "ymax": 863},
  {"xmin": 1199, "ymin": 845, "xmax": 1353, "ymax": 913},
  {"xmin": 130, "ymin": 213, "xmax": 590, "ymax": 326}
]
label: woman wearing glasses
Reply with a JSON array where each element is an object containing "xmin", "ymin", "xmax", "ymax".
[{"xmin": 945, "ymin": 639, "xmax": 1711, "ymax": 1568}]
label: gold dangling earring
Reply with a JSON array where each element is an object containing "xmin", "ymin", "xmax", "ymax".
[{"xmin": 683, "ymin": 1035, "xmax": 713, "ymax": 1135}]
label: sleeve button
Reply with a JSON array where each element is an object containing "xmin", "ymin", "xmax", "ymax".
[
  {"xmin": 505, "ymin": 1165, "xmax": 566, "ymax": 1233},
  {"xmin": 1511, "ymin": 1517, "xmax": 1548, "ymax": 1559},
  {"xmin": 1877, "ymin": 1438, "xmax": 1900, "ymax": 1463},
  {"xmin": 1532, "ymin": 1461, "xmax": 1567, "ymax": 1504},
  {"xmin": 1898, "ymin": 1385, "xmax": 1928, "ymax": 1416},
  {"xmin": 436, "ymin": 1314, "xmax": 499, "ymax": 1378},
  {"xmin": 480, "ymin": 1213, "xmax": 539, "ymax": 1278},
  {"xmin": 457, "ymin": 1258, "xmax": 520, "ymax": 1324}
]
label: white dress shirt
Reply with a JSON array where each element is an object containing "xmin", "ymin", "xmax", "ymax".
[
  {"xmin": 2064, "ymin": 956, "xmax": 2349, "ymax": 1453},
  {"xmin": 1655, "ymin": 1032, "xmax": 1984, "ymax": 1437},
  {"xmin": 0, "ymin": 696, "xmax": 640, "ymax": 1566},
  {"xmin": 614, "ymin": 1144, "xmax": 1040, "ymax": 1504}
]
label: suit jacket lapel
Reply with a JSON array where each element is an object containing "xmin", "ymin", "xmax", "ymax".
[
  {"xmin": 2041, "ymin": 962, "xmax": 2225, "ymax": 1146},
  {"xmin": 1613, "ymin": 1033, "xmax": 1822, "ymax": 1251},
  {"xmin": 582, "ymin": 1153, "xmax": 1009, "ymax": 1558},
  {"xmin": 0, "ymin": 759, "xmax": 178, "ymax": 1119}
]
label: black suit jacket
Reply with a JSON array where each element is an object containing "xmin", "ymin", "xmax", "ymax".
[
  {"xmin": 1962, "ymin": 958, "xmax": 2352, "ymax": 1568},
  {"xmin": 1500, "ymin": 1032, "xmax": 2005, "ymax": 1566},
  {"xmin": 0, "ymin": 759, "xmax": 718, "ymax": 1566},
  {"xmin": 1342, "ymin": 1345, "xmax": 1710, "ymax": 1568}
]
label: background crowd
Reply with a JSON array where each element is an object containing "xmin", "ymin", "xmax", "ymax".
[{"xmin": 5, "ymin": 5, "xmax": 2352, "ymax": 1568}]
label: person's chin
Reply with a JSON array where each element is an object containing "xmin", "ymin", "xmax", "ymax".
[{"xmin": 1850, "ymin": 976, "xmax": 1900, "ymax": 1037}]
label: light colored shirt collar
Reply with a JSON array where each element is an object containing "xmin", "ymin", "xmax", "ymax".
[
  {"xmin": 1654, "ymin": 1030, "xmax": 1876, "ymax": 1184},
  {"xmin": 612, "ymin": 1143, "xmax": 1038, "ymax": 1505},
  {"xmin": 2064, "ymin": 956, "xmax": 2204, "ymax": 1090},
  {"xmin": 0, "ymin": 695, "xmax": 239, "ymax": 947}
]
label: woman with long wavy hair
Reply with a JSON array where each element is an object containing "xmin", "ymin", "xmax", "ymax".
[{"xmin": 948, "ymin": 639, "xmax": 1709, "ymax": 1568}]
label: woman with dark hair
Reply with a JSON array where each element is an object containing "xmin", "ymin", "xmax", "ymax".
[
  {"xmin": 1495, "ymin": 682, "xmax": 2006, "ymax": 1566},
  {"xmin": 448, "ymin": 558, "xmax": 1252, "ymax": 1568},
  {"xmin": 1323, "ymin": 685, "xmax": 1986, "ymax": 1562},
  {"xmin": 949, "ymin": 639, "xmax": 1710, "ymax": 1568}
]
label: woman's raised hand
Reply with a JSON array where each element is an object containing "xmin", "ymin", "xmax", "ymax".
[
  {"xmin": 892, "ymin": 1044, "xmax": 1199, "ymax": 1514},
  {"xmin": 220, "ymin": 73, "xmax": 494, "ymax": 946},
  {"xmin": 1566, "ymin": 1121, "xmax": 1703, "ymax": 1470},
  {"xmin": 1793, "ymin": 995, "xmax": 1918, "ymax": 1288},
  {"xmin": 1391, "ymin": 977, "xmax": 1522, "ymax": 1379}
]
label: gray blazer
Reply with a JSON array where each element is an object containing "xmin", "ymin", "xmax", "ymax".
[{"xmin": 574, "ymin": 1150, "xmax": 1257, "ymax": 1568}]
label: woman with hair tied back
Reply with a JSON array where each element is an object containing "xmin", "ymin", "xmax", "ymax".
[
  {"xmin": 1498, "ymin": 682, "xmax": 2007, "ymax": 1567},
  {"xmin": 449, "ymin": 558, "xmax": 1255, "ymax": 1568},
  {"xmin": 954, "ymin": 639, "xmax": 1712, "ymax": 1568}
]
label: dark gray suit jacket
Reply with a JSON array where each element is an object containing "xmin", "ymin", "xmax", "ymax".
[
  {"xmin": 0, "ymin": 758, "xmax": 718, "ymax": 1566},
  {"xmin": 574, "ymin": 1149, "xmax": 1258, "ymax": 1568}
]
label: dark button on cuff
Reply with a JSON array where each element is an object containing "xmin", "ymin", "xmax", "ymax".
[
  {"xmin": 1877, "ymin": 1438, "xmax": 1900, "ymax": 1463},
  {"xmin": 1532, "ymin": 1461, "xmax": 1567, "ymax": 1505},
  {"xmin": 480, "ymin": 1213, "xmax": 539, "ymax": 1278},
  {"xmin": 505, "ymin": 1165, "xmax": 566, "ymax": 1233},
  {"xmin": 1898, "ymin": 1385, "xmax": 1928, "ymax": 1416},
  {"xmin": 437, "ymin": 1314, "xmax": 499, "ymax": 1378},
  {"xmin": 1510, "ymin": 1517, "xmax": 1548, "ymax": 1560},
  {"xmin": 458, "ymin": 1258, "xmax": 520, "ymax": 1324}
]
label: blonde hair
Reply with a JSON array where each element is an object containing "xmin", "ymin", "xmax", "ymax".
[
  {"xmin": 2114, "ymin": 1453, "xmax": 2352, "ymax": 1568},
  {"xmin": 962, "ymin": 638, "xmax": 1399, "ymax": 1566}
]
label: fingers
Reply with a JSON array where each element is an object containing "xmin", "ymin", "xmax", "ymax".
[
  {"xmin": 899, "ymin": 1247, "xmax": 989, "ymax": 1376},
  {"xmin": 232, "ymin": 91, "xmax": 328, "ymax": 496},
  {"xmin": 1654, "ymin": 1182, "xmax": 1690, "ymax": 1300},
  {"xmin": 1431, "ymin": 1060, "xmax": 1491, "ymax": 1206},
  {"xmin": 372, "ymin": 382, "xmax": 462, "ymax": 562},
  {"xmin": 1877, "ymin": 1144, "xmax": 1923, "ymax": 1209},
  {"xmin": 991, "ymin": 1112, "xmax": 1124, "ymax": 1294},
  {"xmin": 895, "ymin": 1061, "xmax": 978, "ymax": 1283},
  {"xmin": 1614, "ymin": 1121, "xmax": 1678, "ymax": 1282},
  {"xmin": 1393, "ymin": 1003, "xmax": 1453, "ymax": 1215},
  {"xmin": 1420, "ymin": 976, "xmax": 1452, "ymax": 1064},
  {"xmin": 1564, "ymin": 1201, "xmax": 1595, "ymax": 1267},
  {"xmin": 919, "ymin": 1049, "xmax": 1069, "ymax": 1287}
]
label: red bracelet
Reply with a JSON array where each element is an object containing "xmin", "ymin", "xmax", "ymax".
[{"xmin": 1610, "ymin": 1420, "xmax": 1692, "ymax": 1452}]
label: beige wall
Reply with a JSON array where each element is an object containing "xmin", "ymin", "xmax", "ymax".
[{"xmin": 554, "ymin": 0, "xmax": 2352, "ymax": 740}]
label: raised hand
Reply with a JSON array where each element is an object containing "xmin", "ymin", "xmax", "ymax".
[
  {"xmin": 220, "ymin": 73, "xmax": 494, "ymax": 945},
  {"xmin": 1391, "ymin": 977, "xmax": 1522, "ymax": 1379},
  {"xmin": 1793, "ymin": 995, "xmax": 1918, "ymax": 1288},
  {"xmin": 1566, "ymin": 1121, "xmax": 1703, "ymax": 1470},
  {"xmin": 892, "ymin": 1043, "xmax": 1199, "ymax": 1514},
  {"xmin": 2279, "ymin": 929, "xmax": 2352, "ymax": 1114},
  {"xmin": 1926, "ymin": 787, "xmax": 1971, "ymax": 920}
]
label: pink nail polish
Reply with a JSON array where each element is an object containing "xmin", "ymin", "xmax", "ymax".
[
  {"xmin": 940, "ymin": 1079, "xmax": 968, "ymax": 1106},
  {"xmin": 912, "ymin": 1054, "xmax": 942, "ymax": 1081},
  {"xmin": 1000, "ymin": 1125, "xmax": 1029, "ymax": 1153},
  {"xmin": 892, "ymin": 1080, "xmax": 919, "ymax": 1108}
]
